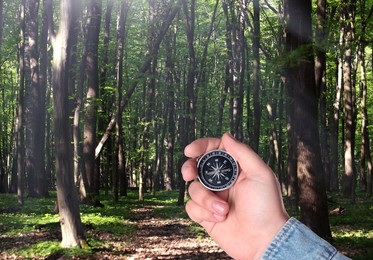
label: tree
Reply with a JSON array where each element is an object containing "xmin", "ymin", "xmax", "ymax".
[
  {"xmin": 252, "ymin": 0, "xmax": 261, "ymax": 150},
  {"xmin": 284, "ymin": 0, "xmax": 332, "ymax": 239},
  {"xmin": 113, "ymin": 0, "xmax": 129, "ymax": 201},
  {"xmin": 357, "ymin": 0, "xmax": 373, "ymax": 196},
  {"xmin": 83, "ymin": 0, "xmax": 102, "ymax": 198},
  {"xmin": 25, "ymin": 0, "xmax": 48, "ymax": 198},
  {"xmin": 342, "ymin": 0, "xmax": 357, "ymax": 199},
  {"xmin": 50, "ymin": 0, "xmax": 85, "ymax": 248},
  {"xmin": 315, "ymin": 0, "xmax": 330, "ymax": 190},
  {"xmin": 16, "ymin": 0, "xmax": 26, "ymax": 205}
]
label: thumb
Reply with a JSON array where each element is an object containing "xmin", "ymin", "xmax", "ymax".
[{"xmin": 221, "ymin": 133, "xmax": 273, "ymax": 180}]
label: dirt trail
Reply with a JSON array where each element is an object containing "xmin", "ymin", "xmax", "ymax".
[
  {"xmin": 0, "ymin": 205, "xmax": 232, "ymax": 259},
  {"xmin": 124, "ymin": 205, "xmax": 232, "ymax": 259}
]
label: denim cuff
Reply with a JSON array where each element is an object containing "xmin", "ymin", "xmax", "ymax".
[{"xmin": 261, "ymin": 217, "xmax": 350, "ymax": 259}]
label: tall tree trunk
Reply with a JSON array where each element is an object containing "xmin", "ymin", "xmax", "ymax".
[
  {"xmin": 83, "ymin": 0, "xmax": 102, "ymax": 197},
  {"xmin": 75, "ymin": 8, "xmax": 88, "ymax": 202},
  {"xmin": 359, "ymin": 2, "xmax": 373, "ymax": 197},
  {"xmin": 286, "ymin": 85, "xmax": 298, "ymax": 212},
  {"xmin": 284, "ymin": 0, "xmax": 332, "ymax": 239},
  {"xmin": 315, "ymin": 0, "xmax": 330, "ymax": 191},
  {"xmin": 51, "ymin": 0, "xmax": 85, "ymax": 248},
  {"xmin": 182, "ymin": 0, "xmax": 196, "ymax": 142},
  {"xmin": 40, "ymin": 0, "xmax": 52, "ymax": 191},
  {"xmin": 357, "ymin": 0, "xmax": 372, "ymax": 195},
  {"xmin": 26, "ymin": 0, "xmax": 48, "ymax": 198},
  {"xmin": 17, "ymin": 0, "xmax": 26, "ymax": 205},
  {"xmin": 342, "ymin": 0, "xmax": 356, "ymax": 199},
  {"xmin": 113, "ymin": 0, "xmax": 128, "ymax": 201},
  {"xmin": 165, "ymin": 32, "xmax": 176, "ymax": 191},
  {"xmin": 97, "ymin": 0, "xmax": 113, "ymax": 199},
  {"xmin": 252, "ymin": 0, "xmax": 261, "ymax": 150},
  {"xmin": 227, "ymin": 0, "xmax": 244, "ymax": 141},
  {"xmin": 219, "ymin": 0, "xmax": 232, "ymax": 137},
  {"xmin": 177, "ymin": 0, "xmax": 197, "ymax": 205},
  {"xmin": 330, "ymin": 20, "xmax": 345, "ymax": 192}
]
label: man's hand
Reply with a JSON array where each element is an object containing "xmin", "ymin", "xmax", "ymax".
[{"xmin": 181, "ymin": 133, "xmax": 289, "ymax": 259}]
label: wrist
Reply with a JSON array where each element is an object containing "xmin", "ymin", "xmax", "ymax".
[{"xmin": 253, "ymin": 214, "xmax": 289, "ymax": 259}]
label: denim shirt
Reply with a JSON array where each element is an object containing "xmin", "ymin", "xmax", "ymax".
[{"xmin": 261, "ymin": 217, "xmax": 350, "ymax": 259}]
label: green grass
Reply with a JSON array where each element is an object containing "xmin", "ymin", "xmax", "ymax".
[
  {"xmin": 0, "ymin": 190, "xmax": 186, "ymax": 259},
  {"xmin": 329, "ymin": 198, "xmax": 373, "ymax": 260},
  {"xmin": 1, "ymin": 190, "xmax": 372, "ymax": 259}
]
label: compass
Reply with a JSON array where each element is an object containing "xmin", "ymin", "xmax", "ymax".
[{"xmin": 197, "ymin": 150, "xmax": 239, "ymax": 191}]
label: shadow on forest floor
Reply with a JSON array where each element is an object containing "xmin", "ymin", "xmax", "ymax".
[{"xmin": 0, "ymin": 190, "xmax": 372, "ymax": 259}]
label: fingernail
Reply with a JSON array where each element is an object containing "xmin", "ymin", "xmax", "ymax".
[{"xmin": 212, "ymin": 201, "xmax": 227, "ymax": 215}]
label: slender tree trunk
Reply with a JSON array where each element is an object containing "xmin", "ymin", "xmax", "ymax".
[
  {"xmin": 357, "ymin": 0, "xmax": 371, "ymax": 194},
  {"xmin": 165, "ymin": 33, "xmax": 175, "ymax": 191},
  {"xmin": 26, "ymin": 0, "xmax": 48, "ymax": 198},
  {"xmin": 285, "ymin": 0, "xmax": 332, "ymax": 239},
  {"xmin": 182, "ymin": 0, "xmax": 196, "ymax": 142},
  {"xmin": 216, "ymin": 64, "xmax": 229, "ymax": 137},
  {"xmin": 113, "ymin": 0, "xmax": 128, "ymax": 201},
  {"xmin": 17, "ymin": 0, "xmax": 26, "ymax": 205},
  {"xmin": 177, "ymin": 0, "xmax": 197, "ymax": 205},
  {"xmin": 97, "ymin": 0, "xmax": 113, "ymax": 199},
  {"xmin": 286, "ymin": 86, "xmax": 298, "ymax": 212},
  {"xmin": 342, "ymin": 0, "xmax": 356, "ymax": 199},
  {"xmin": 83, "ymin": 0, "xmax": 102, "ymax": 197},
  {"xmin": 51, "ymin": 0, "xmax": 85, "ymax": 248},
  {"xmin": 315, "ymin": 0, "xmax": 330, "ymax": 191},
  {"xmin": 252, "ymin": 0, "xmax": 261, "ymax": 150},
  {"xmin": 40, "ymin": 0, "xmax": 52, "ymax": 192},
  {"xmin": 330, "ymin": 21, "xmax": 345, "ymax": 192},
  {"xmin": 76, "ymin": 10, "xmax": 88, "ymax": 202}
]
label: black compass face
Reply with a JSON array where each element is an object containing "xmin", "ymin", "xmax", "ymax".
[{"xmin": 197, "ymin": 150, "xmax": 239, "ymax": 191}]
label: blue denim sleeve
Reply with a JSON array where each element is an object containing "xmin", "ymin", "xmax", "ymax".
[{"xmin": 261, "ymin": 217, "xmax": 350, "ymax": 260}]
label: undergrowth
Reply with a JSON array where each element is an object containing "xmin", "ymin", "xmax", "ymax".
[{"xmin": 0, "ymin": 190, "xmax": 372, "ymax": 259}]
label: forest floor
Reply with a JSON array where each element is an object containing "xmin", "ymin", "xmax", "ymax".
[
  {"xmin": 122, "ymin": 205, "xmax": 231, "ymax": 259},
  {"xmin": 0, "ymin": 191, "xmax": 231, "ymax": 259},
  {"xmin": 0, "ymin": 190, "xmax": 372, "ymax": 259}
]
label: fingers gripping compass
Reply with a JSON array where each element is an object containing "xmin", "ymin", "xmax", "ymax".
[{"xmin": 197, "ymin": 150, "xmax": 239, "ymax": 191}]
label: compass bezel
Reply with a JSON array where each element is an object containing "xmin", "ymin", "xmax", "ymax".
[{"xmin": 197, "ymin": 149, "xmax": 239, "ymax": 191}]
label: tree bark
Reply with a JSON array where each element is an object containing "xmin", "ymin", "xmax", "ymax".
[
  {"xmin": 83, "ymin": 0, "xmax": 102, "ymax": 197},
  {"xmin": 357, "ymin": 0, "xmax": 372, "ymax": 195},
  {"xmin": 315, "ymin": 0, "xmax": 330, "ymax": 191},
  {"xmin": 284, "ymin": 0, "xmax": 332, "ymax": 239},
  {"xmin": 342, "ymin": 0, "xmax": 356, "ymax": 199},
  {"xmin": 165, "ymin": 33, "xmax": 176, "ymax": 191},
  {"xmin": 252, "ymin": 0, "xmax": 261, "ymax": 150},
  {"xmin": 26, "ymin": 0, "xmax": 48, "ymax": 198},
  {"xmin": 330, "ymin": 20, "xmax": 345, "ymax": 192},
  {"xmin": 17, "ymin": 0, "xmax": 26, "ymax": 205},
  {"xmin": 51, "ymin": 0, "xmax": 85, "ymax": 248},
  {"xmin": 113, "ymin": 0, "xmax": 128, "ymax": 201}
]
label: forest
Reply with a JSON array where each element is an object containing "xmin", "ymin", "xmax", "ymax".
[{"xmin": 0, "ymin": 0, "xmax": 372, "ymax": 259}]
